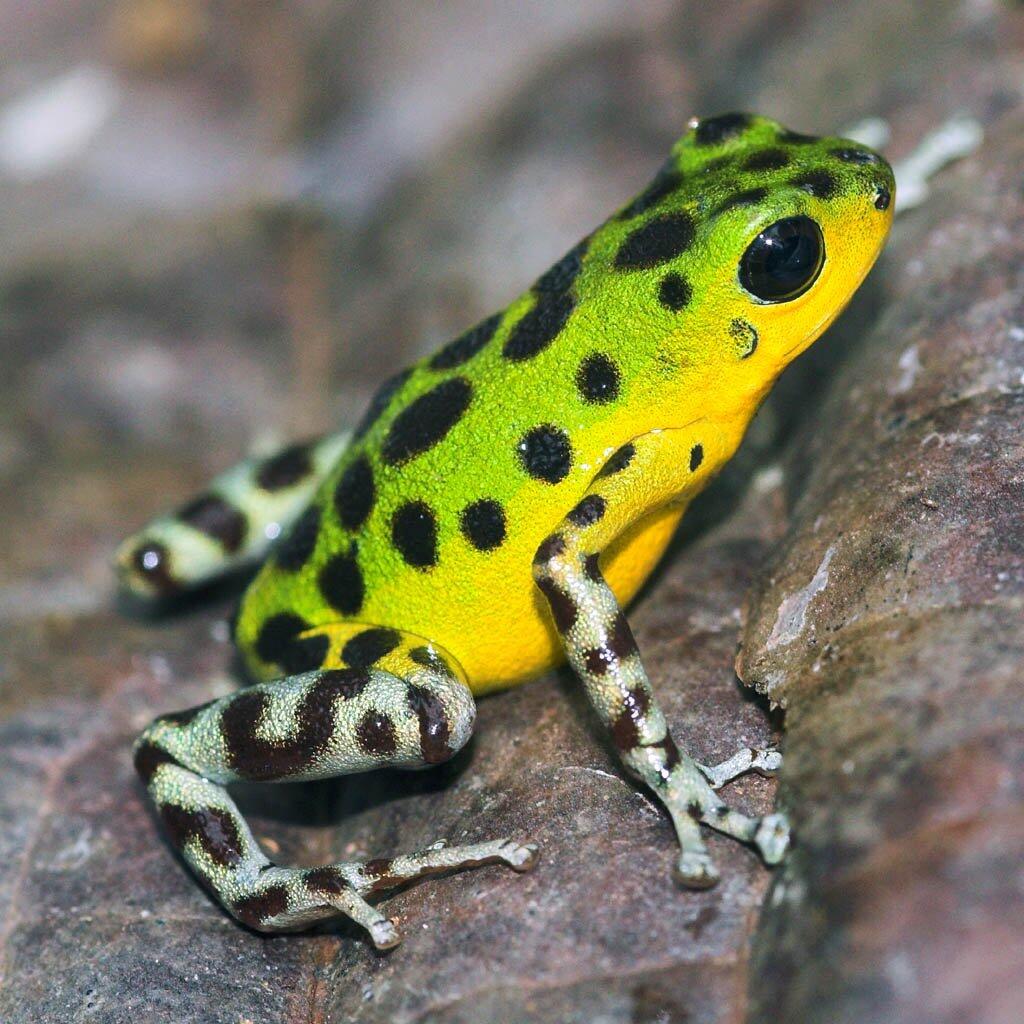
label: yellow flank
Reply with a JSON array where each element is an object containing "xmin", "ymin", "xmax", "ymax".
[{"xmin": 231, "ymin": 113, "xmax": 894, "ymax": 694}]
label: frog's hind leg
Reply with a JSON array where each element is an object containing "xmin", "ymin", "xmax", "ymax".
[
  {"xmin": 533, "ymin": 428, "xmax": 790, "ymax": 888},
  {"xmin": 116, "ymin": 432, "xmax": 350, "ymax": 599},
  {"xmin": 133, "ymin": 628, "xmax": 537, "ymax": 945}
]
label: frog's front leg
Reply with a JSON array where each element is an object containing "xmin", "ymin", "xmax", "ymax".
[
  {"xmin": 533, "ymin": 427, "xmax": 789, "ymax": 887},
  {"xmin": 134, "ymin": 631, "xmax": 537, "ymax": 945},
  {"xmin": 116, "ymin": 432, "xmax": 351, "ymax": 599}
]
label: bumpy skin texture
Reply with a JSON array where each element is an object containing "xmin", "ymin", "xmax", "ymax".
[{"xmin": 119, "ymin": 113, "xmax": 894, "ymax": 944}]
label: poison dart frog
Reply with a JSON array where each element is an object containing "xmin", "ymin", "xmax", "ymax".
[{"xmin": 118, "ymin": 113, "xmax": 894, "ymax": 949}]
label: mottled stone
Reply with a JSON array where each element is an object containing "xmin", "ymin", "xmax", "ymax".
[{"xmin": 739, "ymin": 114, "xmax": 1024, "ymax": 1024}]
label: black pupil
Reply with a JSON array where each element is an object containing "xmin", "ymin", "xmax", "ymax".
[{"xmin": 739, "ymin": 216, "xmax": 824, "ymax": 302}]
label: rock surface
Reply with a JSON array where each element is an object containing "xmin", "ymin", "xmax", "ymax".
[
  {"xmin": 740, "ymin": 110, "xmax": 1024, "ymax": 1024},
  {"xmin": 0, "ymin": 2, "xmax": 1021, "ymax": 1023}
]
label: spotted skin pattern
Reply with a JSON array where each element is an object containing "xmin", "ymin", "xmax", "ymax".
[
  {"xmin": 121, "ymin": 114, "xmax": 894, "ymax": 945},
  {"xmin": 531, "ymin": 426, "xmax": 788, "ymax": 885},
  {"xmin": 116, "ymin": 433, "xmax": 351, "ymax": 597},
  {"xmin": 135, "ymin": 636, "xmax": 537, "ymax": 941}
]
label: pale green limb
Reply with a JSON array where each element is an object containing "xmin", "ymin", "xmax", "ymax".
[
  {"xmin": 116, "ymin": 432, "xmax": 350, "ymax": 598},
  {"xmin": 531, "ymin": 431, "xmax": 790, "ymax": 890},
  {"xmin": 134, "ymin": 639, "xmax": 537, "ymax": 944}
]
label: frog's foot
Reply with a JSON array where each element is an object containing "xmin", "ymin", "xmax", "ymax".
[
  {"xmin": 696, "ymin": 746, "xmax": 783, "ymax": 789},
  {"xmin": 231, "ymin": 837, "xmax": 539, "ymax": 946},
  {"xmin": 658, "ymin": 750, "xmax": 790, "ymax": 887}
]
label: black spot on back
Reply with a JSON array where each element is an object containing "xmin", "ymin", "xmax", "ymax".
[
  {"xmin": 429, "ymin": 312, "xmax": 502, "ymax": 370},
  {"xmin": 534, "ymin": 237, "xmax": 589, "ymax": 295},
  {"xmin": 502, "ymin": 291, "xmax": 575, "ymax": 362},
  {"xmin": 501, "ymin": 237, "xmax": 589, "ymax": 363},
  {"xmin": 334, "ymin": 454, "xmax": 375, "ymax": 530},
  {"xmin": 744, "ymin": 148, "xmax": 790, "ymax": 172},
  {"xmin": 284, "ymin": 635, "xmax": 329, "ymax": 675},
  {"xmin": 576, "ymin": 353, "xmax": 621, "ymax": 404},
  {"xmin": 701, "ymin": 156, "xmax": 734, "ymax": 176},
  {"xmin": 256, "ymin": 443, "xmax": 313, "ymax": 491},
  {"xmin": 391, "ymin": 500, "xmax": 438, "ymax": 568},
  {"xmin": 614, "ymin": 212, "xmax": 695, "ymax": 270},
  {"xmin": 616, "ymin": 162, "xmax": 683, "ymax": 221},
  {"xmin": 275, "ymin": 505, "xmax": 321, "ymax": 571},
  {"xmin": 790, "ymin": 169, "xmax": 838, "ymax": 199},
  {"xmin": 342, "ymin": 627, "xmax": 401, "ymax": 668},
  {"xmin": 716, "ymin": 187, "xmax": 769, "ymax": 214},
  {"xmin": 518, "ymin": 425, "xmax": 573, "ymax": 484},
  {"xmin": 460, "ymin": 498, "xmax": 507, "ymax": 552},
  {"xmin": 353, "ymin": 368, "xmax": 412, "ymax": 440},
  {"xmin": 382, "ymin": 377, "xmax": 473, "ymax": 465},
  {"xmin": 658, "ymin": 272, "xmax": 692, "ymax": 312},
  {"xmin": 690, "ymin": 444, "xmax": 704, "ymax": 471},
  {"xmin": 319, "ymin": 549, "xmax": 364, "ymax": 615},
  {"xmin": 694, "ymin": 112, "xmax": 751, "ymax": 146},
  {"xmin": 179, "ymin": 494, "xmax": 247, "ymax": 553}
]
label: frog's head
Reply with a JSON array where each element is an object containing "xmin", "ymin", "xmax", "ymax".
[{"xmin": 601, "ymin": 113, "xmax": 894, "ymax": 428}]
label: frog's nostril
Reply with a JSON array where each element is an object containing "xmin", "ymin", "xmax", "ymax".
[{"xmin": 873, "ymin": 185, "xmax": 892, "ymax": 211}]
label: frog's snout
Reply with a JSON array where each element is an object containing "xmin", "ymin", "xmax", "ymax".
[
  {"xmin": 830, "ymin": 140, "xmax": 895, "ymax": 212},
  {"xmin": 868, "ymin": 157, "xmax": 896, "ymax": 214}
]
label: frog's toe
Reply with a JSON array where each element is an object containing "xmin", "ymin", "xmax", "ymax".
[
  {"xmin": 503, "ymin": 839, "xmax": 541, "ymax": 872},
  {"xmin": 697, "ymin": 746, "xmax": 784, "ymax": 788},
  {"xmin": 367, "ymin": 917, "xmax": 402, "ymax": 951},
  {"xmin": 753, "ymin": 812, "xmax": 790, "ymax": 865},
  {"xmin": 751, "ymin": 748, "xmax": 784, "ymax": 777},
  {"xmin": 675, "ymin": 849, "xmax": 720, "ymax": 890}
]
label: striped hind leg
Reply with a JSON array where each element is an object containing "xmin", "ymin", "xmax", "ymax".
[
  {"xmin": 116, "ymin": 432, "xmax": 350, "ymax": 598},
  {"xmin": 533, "ymin": 429, "xmax": 790, "ymax": 888},
  {"xmin": 133, "ymin": 629, "xmax": 537, "ymax": 944}
]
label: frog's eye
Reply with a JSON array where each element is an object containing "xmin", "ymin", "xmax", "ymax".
[{"xmin": 739, "ymin": 216, "xmax": 824, "ymax": 303}]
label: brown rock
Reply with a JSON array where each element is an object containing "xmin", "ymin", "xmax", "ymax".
[{"xmin": 740, "ymin": 114, "xmax": 1024, "ymax": 1024}]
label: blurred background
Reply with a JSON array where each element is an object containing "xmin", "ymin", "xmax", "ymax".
[
  {"xmin": 1, "ymin": 0, "xmax": 1017, "ymax": 602},
  {"xmin": 1, "ymin": 3, "xmax": 1022, "ymax": 1023}
]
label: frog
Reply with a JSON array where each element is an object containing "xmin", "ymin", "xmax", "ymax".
[{"xmin": 118, "ymin": 112, "xmax": 894, "ymax": 949}]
